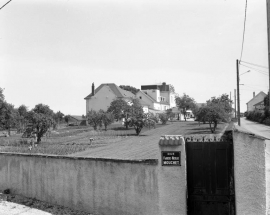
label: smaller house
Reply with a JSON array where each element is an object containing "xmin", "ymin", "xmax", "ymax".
[
  {"xmin": 254, "ymin": 100, "xmax": 265, "ymax": 111},
  {"xmin": 69, "ymin": 115, "xmax": 87, "ymax": 126},
  {"xmin": 246, "ymin": 91, "xmax": 267, "ymax": 112}
]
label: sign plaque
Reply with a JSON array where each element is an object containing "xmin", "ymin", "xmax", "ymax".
[{"xmin": 161, "ymin": 151, "xmax": 181, "ymax": 166}]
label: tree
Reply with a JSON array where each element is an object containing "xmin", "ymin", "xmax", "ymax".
[
  {"xmin": 17, "ymin": 105, "xmax": 28, "ymax": 132},
  {"xmin": 119, "ymin": 85, "xmax": 140, "ymax": 95},
  {"xmin": 0, "ymin": 87, "xmax": 5, "ymax": 101},
  {"xmin": 159, "ymin": 113, "xmax": 169, "ymax": 125},
  {"xmin": 87, "ymin": 110, "xmax": 102, "ymax": 130},
  {"xmin": 99, "ymin": 110, "xmax": 114, "ymax": 131},
  {"xmin": 169, "ymin": 84, "xmax": 175, "ymax": 93},
  {"xmin": 198, "ymin": 94, "xmax": 233, "ymax": 133},
  {"xmin": 25, "ymin": 104, "xmax": 56, "ymax": 143},
  {"xmin": 107, "ymin": 98, "xmax": 131, "ymax": 129},
  {"xmin": 64, "ymin": 115, "xmax": 70, "ymax": 125},
  {"xmin": 166, "ymin": 108, "xmax": 175, "ymax": 120},
  {"xmin": 175, "ymin": 93, "xmax": 196, "ymax": 121},
  {"xmin": 0, "ymin": 102, "xmax": 19, "ymax": 135},
  {"xmin": 54, "ymin": 111, "xmax": 64, "ymax": 128}
]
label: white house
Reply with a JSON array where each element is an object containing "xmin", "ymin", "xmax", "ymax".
[
  {"xmin": 84, "ymin": 83, "xmax": 149, "ymax": 114},
  {"xmin": 135, "ymin": 82, "xmax": 178, "ymax": 113},
  {"xmin": 246, "ymin": 91, "xmax": 267, "ymax": 112}
]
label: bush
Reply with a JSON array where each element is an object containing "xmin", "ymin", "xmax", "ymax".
[
  {"xmin": 263, "ymin": 117, "xmax": 270, "ymax": 126},
  {"xmin": 159, "ymin": 113, "xmax": 169, "ymax": 125}
]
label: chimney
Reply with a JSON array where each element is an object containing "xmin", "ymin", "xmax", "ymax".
[
  {"xmin": 92, "ymin": 83, "xmax": 95, "ymax": 96},
  {"xmin": 253, "ymin": 92, "xmax": 255, "ymax": 98},
  {"xmin": 162, "ymin": 82, "xmax": 166, "ymax": 91}
]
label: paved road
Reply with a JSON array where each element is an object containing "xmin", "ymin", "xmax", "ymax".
[{"xmin": 238, "ymin": 117, "xmax": 270, "ymax": 140}]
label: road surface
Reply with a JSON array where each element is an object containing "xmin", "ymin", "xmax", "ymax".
[{"xmin": 238, "ymin": 117, "xmax": 270, "ymax": 140}]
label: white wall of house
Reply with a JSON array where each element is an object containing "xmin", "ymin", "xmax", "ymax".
[
  {"xmin": 247, "ymin": 92, "xmax": 266, "ymax": 111},
  {"xmin": 136, "ymin": 91, "xmax": 155, "ymax": 109},
  {"xmin": 86, "ymin": 85, "xmax": 117, "ymax": 113},
  {"xmin": 142, "ymin": 89, "xmax": 160, "ymax": 102}
]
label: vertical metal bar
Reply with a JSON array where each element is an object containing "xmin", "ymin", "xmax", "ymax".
[{"xmin": 234, "ymin": 89, "xmax": 236, "ymax": 119}]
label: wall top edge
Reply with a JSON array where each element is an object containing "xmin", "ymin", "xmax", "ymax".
[
  {"xmin": 0, "ymin": 152, "xmax": 158, "ymax": 165},
  {"xmin": 233, "ymin": 128, "xmax": 268, "ymax": 140}
]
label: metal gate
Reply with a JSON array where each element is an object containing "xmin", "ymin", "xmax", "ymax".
[{"xmin": 186, "ymin": 132, "xmax": 235, "ymax": 215}]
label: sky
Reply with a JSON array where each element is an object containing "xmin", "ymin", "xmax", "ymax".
[{"xmin": 0, "ymin": 0, "xmax": 269, "ymax": 115}]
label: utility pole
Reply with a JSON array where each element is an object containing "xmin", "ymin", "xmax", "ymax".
[
  {"xmin": 237, "ymin": 59, "xmax": 241, "ymax": 126},
  {"xmin": 266, "ymin": 0, "xmax": 270, "ymax": 110},
  {"xmin": 234, "ymin": 89, "xmax": 236, "ymax": 119}
]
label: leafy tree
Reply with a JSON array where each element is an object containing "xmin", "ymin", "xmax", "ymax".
[
  {"xmin": 169, "ymin": 84, "xmax": 175, "ymax": 93},
  {"xmin": 64, "ymin": 115, "xmax": 70, "ymax": 125},
  {"xmin": 0, "ymin": 102, "xmax": 19, "ymax": 135},
  {"xmin": 54, "ymin": 111, "xmax": 64, "ymax": 128},
  {"xmin": 264, "ymin": 92, "xmax": 269, "ymax": 109},
  {"xmin": 0, "ymin": 87, "xmax": 5, "ymax": 101},
  {"xmin": 25, "ymin": 104, "xmax": 56, "ymax": 143},
  {"xmin": 107, "ymin": 98, "xmax": 131, "ymax": 129},
  {"xmin": 198, "ymin": 94, "xmax": 232, "ymax": 133},
  {"xmin": 99, "ymin": 110, "xmax": 115, "ymax": 131},
  {"xmin": 33, "ymin": 103, "xmax": 54, "ymax": 117},
  {"xmin": 87, "ymin": 110, "xmax": 102, "ymax": 130},
  {"xmin": 159, "ymin": 113, "xmax": 169, "ymax": 125},
  {"xmin": 26, "ymin": 111, "xmax": 55, "ymax": 143},
  {"xmin": 17, "ymin": 105, "xmax": 28, "ymax": 132},
  {"xmin": 119, "ymin": 85, "xmax": 140, "ymax": 95},
  {"xmin": 166, "ymin": 108, "xmax": 175, "ymax": 120},
  {"xmin": 175, "ymin": 93, "xmax": 196, "ymax": 121},
  {"xmin": 128, "ymin": 117, "xmax": 145, "ymax": 135}
]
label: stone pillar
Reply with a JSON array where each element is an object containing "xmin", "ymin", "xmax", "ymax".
[{"xmin": 157, "ymin": 135, "xmax": 187, "ymax": 215}]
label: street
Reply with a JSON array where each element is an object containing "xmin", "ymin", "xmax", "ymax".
[{"xmin": 238, "ymin": 117, "xmax": 270, "ymax": 140}]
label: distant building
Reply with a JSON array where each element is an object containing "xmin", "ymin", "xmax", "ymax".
[
  {"xmin": 246, "ymin": 91, "xmax": 267, "ymax": 112},
  {"xmin": 69, "ymin": 115, "xmax": 87, "ymax": 126},
  {"xmin": 254, "ymin": 100, "xmax": 265, "ymax": 111},
  {"xmin": 84, "ymin": 83, "xmax": 149, "ymax": 114},
  {"xmin": 136, "ymin": 82, "xmax": 178, "ymax": 113}
]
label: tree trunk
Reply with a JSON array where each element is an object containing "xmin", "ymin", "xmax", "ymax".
[{"xmin": 209, "ymin": 122, "xmax": 214, "ymax": 133}]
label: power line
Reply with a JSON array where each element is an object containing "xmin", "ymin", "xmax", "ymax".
[
  {"xmin": 0, "ymin": 0, "xmax": 12, "ymax": 10},
  {"xmin": 239, "ymin": 0, "xmax": 248, "ymax": 61},
  {"xmin": 239, "ymin": 63, "xmax": 269, "ymax": 75},
  {"xmin": 240, "ymin": 60, "xmax": 268, "ymax": 69}
]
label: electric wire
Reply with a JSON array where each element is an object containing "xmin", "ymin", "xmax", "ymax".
[
  {"xmin": 240, "ymin": 60, "xmax": 268, "ymax": 69},
  {"xmin": 239, "ymin": 63, "xmax": 268, "ymax": 76},
  {"xmin": 239, "ymin": 0, "xmax": 248, "ymax": 61},
  {"xmin": 0, "ymin": 0, "xmax": 12, "ymax": 10}
]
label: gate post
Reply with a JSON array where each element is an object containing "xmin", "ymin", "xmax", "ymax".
[{"xmin": 158, "ymin": 135, "xmax": 187, "ymax": 215}]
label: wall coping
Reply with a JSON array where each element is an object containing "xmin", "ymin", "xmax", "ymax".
[
  {"xmin": 233, "ymin": 126, "xmax": 268, "ymax": 140},
  {"xmin": 0, "ymin": 152, "xmax": 158, "ymax": 165}
]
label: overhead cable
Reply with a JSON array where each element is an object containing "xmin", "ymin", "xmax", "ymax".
[
  {"xmin": 239, "ymin": 0, "xmax": 248, "ymax": 61},
  {"xmin": 0, "ymin": 0, "xmax": 12, "ymax": 10}
]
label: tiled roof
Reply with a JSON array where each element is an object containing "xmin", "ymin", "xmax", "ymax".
[
  {"xmin": 246, "ymin": 91, "xmax": 267, "ymax": 104},
  {"xmin": 84, "ymin": 83, "xmax": 135, "ymax": 100},
  {"xmin": 70, "ymin": 115, "xmax": 85, "ymax": 121}
]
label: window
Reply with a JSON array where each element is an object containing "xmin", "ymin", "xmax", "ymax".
[{"xmin": 139, "ymin": 96, "xmax": 142, "ymax": 99}]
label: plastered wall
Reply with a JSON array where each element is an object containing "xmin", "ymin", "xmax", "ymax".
[
  {"xmin": 233, "ymin": 131, "xmax": 267, "ymax": 215},
  {"xmin": 265, "ymin": 139, "xmax": 270, "ymax": 214},
  {"xmin": 0, "ymin": 154, "xmax": 160, "ymax": 215}
]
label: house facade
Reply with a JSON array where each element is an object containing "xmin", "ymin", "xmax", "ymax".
[
  {"xmin": 135, "ymin": 82, "xmax": 178, "ymax": 113},
  {"xmin": 84, "ymin": 83, "xmax": 136, "ymax": 114},
  {"xmin": 254, "ymin": 100, "xmax": 265, "ymax": 111},
  {"xmin": 246, "ymin": 91, "xmax": 267, "ymax": 112}
]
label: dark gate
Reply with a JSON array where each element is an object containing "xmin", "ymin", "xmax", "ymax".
[{"xmin": 186, "ymin": 132, "xmax": 235, "ymax": 215}]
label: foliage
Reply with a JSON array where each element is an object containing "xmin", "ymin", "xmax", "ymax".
[
  {"xmin": 159, "ymin": 113, "xmax": 169, "ymax": 125},
  {"xmin": 54, "ymin": 111, "xmax": 64, "ymax": 127},
  {"xmin": 0, "ymin": 102, "xmax": 19, "ymax": 135},
  {"xmin": 107, "ymin": 98, "xmax": 130, "ymax": 122},
  {"xmin": 169, "ymin": 84, "xmax": 175, "ymax": 93},
  {"xmin": 166, "ymin": 108, "xmax": 175, "ymax": 120},
  {"xmin": 119, "ymin": 85, "xmax": 140, "ymax": 95},
  {"xmin": 64, "ymin": 115, "xmax": 70, "ymax": 125},
  {"xmin": 25, "ymin": 111, "xmax": 55, "ymax": 143},
  {"xmin": 0, "ymin": 87, "xmax": 5, "ymax": 101},
  {"xmin": 17, "ymin": 105, "xmax": 28, "ymax": 132},
  {"xmin": 128, "ymin": 117, "xmax": 145, "ymax": 135},
  {"xmin": 33, "ymin": 103, "xmax": 54, "ymax": 117},
  {"xmin": 99, "ymin": 110, "xmax": 115, "ymax": 131},
  {"xmin": 175, "ymin": 93, "xmax": 196, "ymax": 121},
  {"xmin": 25, "ymin": 104, "xmax": 56, "ymax": 143},
  {"xmin": 87, "ymin": 110, "xmax": 102, "ymax": 130},
  {"xmin": 197, "ymin": 94, "xmax": 232, "ymax": 133},
  {"xmin": 246, "ymin": 109, "xmax": 268, "ymax": 124}
]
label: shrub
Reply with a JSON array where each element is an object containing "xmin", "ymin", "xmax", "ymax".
[
  {"xmin": 159, "ymin": 113, "xmax": 169, "ymax": 125},
  {"xmin": 263, "ymin": 117, "xmax": 270, "ymax": 126}
]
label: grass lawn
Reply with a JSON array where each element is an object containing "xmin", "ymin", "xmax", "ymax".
[{"xmin": 0, "ymin": 120, "xmax": 231, "ymax": 156}]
